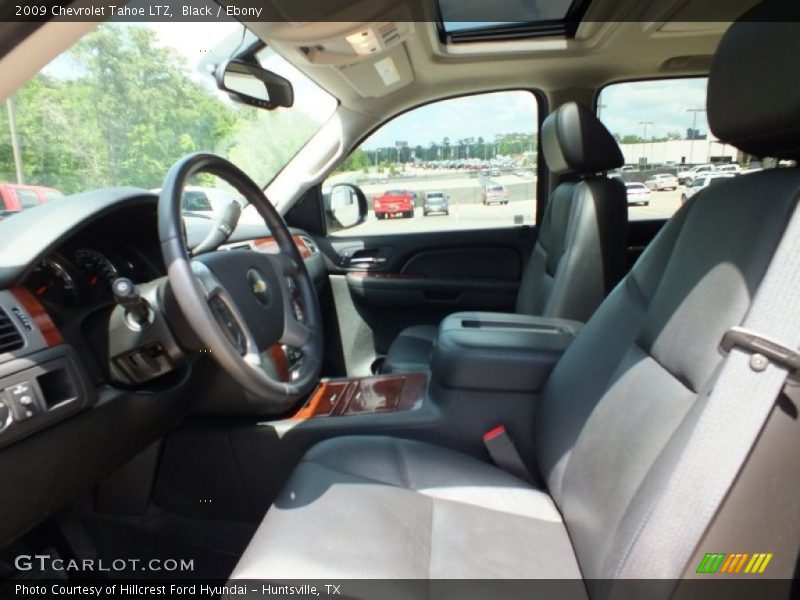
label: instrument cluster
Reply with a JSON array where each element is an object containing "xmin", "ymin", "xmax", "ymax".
[{"xmin": 25, "ymin": 241, "xmax": 157, "ymax": 311}]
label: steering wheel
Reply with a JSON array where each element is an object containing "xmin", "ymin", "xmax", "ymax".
[{"xmin": 158, "ymin": 153, "xmax": 323, "ymax": 409}]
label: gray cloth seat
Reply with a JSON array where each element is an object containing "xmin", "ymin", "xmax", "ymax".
[
  {"xmin": 383, "ymin": 102, "xmax": 628, "ymax": 373},
  {"xmin": 231, "ymin": 2, "xmax": 800, "ymax": 582}
]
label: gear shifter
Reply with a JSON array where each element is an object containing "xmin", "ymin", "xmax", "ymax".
[{"xmin": 112, "ymin": 277, "xmax": 150, "ymax": 326}]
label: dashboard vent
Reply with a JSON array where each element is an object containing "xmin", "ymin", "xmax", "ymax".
[
  {"xmin": 0, "ymin": 307, "xmax": 24, "ymax": 354},
  {"xmin": 299, "ymin": 235, "xmax": 319, "ymax": 255}
]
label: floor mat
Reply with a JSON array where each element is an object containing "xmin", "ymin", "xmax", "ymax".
[{"xmin": 80, "ymin": 513, "xmax": 250, "ymax": 580}]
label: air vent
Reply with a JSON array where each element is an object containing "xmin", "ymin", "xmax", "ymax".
[
  {"xmin": 299, "ymin": 235, "xmax": 319, "ymax": 255},
  {"xmin": 0, "ymin": 307, "xmax": 24, "ymax": 354}
]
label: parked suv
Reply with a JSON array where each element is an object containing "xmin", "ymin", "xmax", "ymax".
[
  {"xmin": 716, "ymin": 163, "xmax": 741, "ymax": 174},
  {"xmin": 677, "ymin": 164, "xmax": 715, "ymax": 185},
  {"xmin": 0, "ymin": 183, "xmax": 63, "ymax": 217},
  {"xmin": 422, "ymin": 191, "xmax": 449, "ymax": 216}
]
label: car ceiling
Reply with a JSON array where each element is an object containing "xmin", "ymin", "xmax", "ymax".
[
  {"xmin": 0, "ymin": 0, "xmax": 759, "ymax": 113},
  {"xmin": 247, "ymin": 0, "xmax": 760, "ymax": 119}
]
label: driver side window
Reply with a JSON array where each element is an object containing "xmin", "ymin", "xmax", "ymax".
[{"xmin": 325, "ymin": 90, "xmax": 539, "ymax": 236}]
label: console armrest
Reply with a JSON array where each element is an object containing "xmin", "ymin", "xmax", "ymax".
[{"xmin": 430, "ymin": 312, "xmax": 582, "ymax": 392}]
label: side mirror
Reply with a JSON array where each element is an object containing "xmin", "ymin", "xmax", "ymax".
[
  {"xmin": 215, "ymin": 59, "xmax": 294, "ymax": 109},
  {"xmin": 324, "ymin": 183, "xmax": 367, "ymax": 232}
]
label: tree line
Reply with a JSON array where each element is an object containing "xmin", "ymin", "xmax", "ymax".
[
  {"xmin": 0, "ymin": 24, "xmax": 319, "ymax": 194},
  {"xmin": 337, "ymin": 132, "xmax": 537, "ymax": 173}
]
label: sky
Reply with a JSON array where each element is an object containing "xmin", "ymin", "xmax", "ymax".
[
  {"xmin": 599, "ymin": 78, "xmax": 711, "ymax": 140},
  {"xmin": 361, "ymin": 78, "xmax": 711, "ymax": 150},
  {"xmin": 363, "ymin": 91, "xmax": 539, "ymax": 149}
]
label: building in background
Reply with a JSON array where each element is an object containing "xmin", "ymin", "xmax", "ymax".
[{"xmin": 619, "ymin": 137, "xmax": 739, "ymax": 167}]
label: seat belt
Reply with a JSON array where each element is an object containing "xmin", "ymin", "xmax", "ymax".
[{"xmin": 618, "ymin": 199, "xmax": 800, "ymax": 580}]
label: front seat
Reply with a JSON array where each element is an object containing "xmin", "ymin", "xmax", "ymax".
[
  {"xmin": 231, "ymin": 4, "xmax": 800, "ymax": 583},
  {"xmin": 382, "ymin": 102, "xmax": 627, "ymax": 373}
]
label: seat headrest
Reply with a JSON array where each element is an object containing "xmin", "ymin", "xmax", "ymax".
[
  {"xmin": 708, "ymin": 0, "xmax": 800, "ymax": 159},
  {"xmin": 541, "ymin": 102, "xmax": 624, "ymax": 176}
]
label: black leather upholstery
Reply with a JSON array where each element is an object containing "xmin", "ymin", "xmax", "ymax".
[
  {"xmin": 383, "ymin": 103, "xmax": 628, "ymax": 373},
  {"xmin": 540, "ymin": 102, "xmax": 624, "ymax": 176},
  {"xmin": 231, "ymin": 437, "xmax": 584, "ymax": 579},
  {"xmin": 231, "ymin": 3, "xmax": 800, "ymax": 581},
  {"xmin": 430, "ymin": 312, "xmax": 582, "ymax": 392},
  {"xmin": 708, "ymin": 1, "xmax": 800, "ymax": 159}
]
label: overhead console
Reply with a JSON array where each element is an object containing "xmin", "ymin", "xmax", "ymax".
[
  {"xmin": 430, "ymin": 312, "xmax": 583, "ymax": 393},
  {"xmin": 254, "ymin": 5, "xmax": 417, "ymax": 98},
  {"xmin": 0, "ymin": 289, "xmax": 93, "ymax": 449}
]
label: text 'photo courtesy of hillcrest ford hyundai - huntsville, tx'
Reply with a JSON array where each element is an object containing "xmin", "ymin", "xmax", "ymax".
[{"xmin": 0, "ymin": 1, "xmax": 799, "ymax": 599}]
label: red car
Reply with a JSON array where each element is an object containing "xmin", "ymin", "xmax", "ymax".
[
  {"xmin": 372, "ymin": 189, "xmax": 415, "ymax": 219},
  {"xmin": 0, "ymin": 183, "xmax": 64, "ymax": 217}
]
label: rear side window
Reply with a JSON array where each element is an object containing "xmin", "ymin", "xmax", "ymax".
[
  {"xmin": 16, "ymin": 188, "xmax": 40, "ymax": 208},
  {"xmin": 597, "ymin": 77, "xmax": 788, "ymax": 219},
  {"xmin": 598, "ymin": 78, "xmax": 727, "ymax": 221}
]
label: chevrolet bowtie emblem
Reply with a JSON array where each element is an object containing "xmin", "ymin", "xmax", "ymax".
[{"xmin": 247, "ymin": 269, "xmax": 270, "ymax": 306}]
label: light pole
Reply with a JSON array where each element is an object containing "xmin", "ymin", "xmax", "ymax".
[
  {"xmin": 686, "ymin": 108, "xmax": 706, "ymax": 165},
  {"xmin": 6, "ymin": 98, "xmax": 23, "ymax": 184},
  {"xmin": 638, "ymin": 121, "xmax": 652, "ymax": 166}
]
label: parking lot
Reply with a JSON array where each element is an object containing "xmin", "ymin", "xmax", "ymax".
[{"xmin": 340, "ymin": 173, "xmax": 683, "ymax": 236}]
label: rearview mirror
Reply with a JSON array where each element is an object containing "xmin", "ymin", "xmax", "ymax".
[{"xmin": 215, "ymin": 59, "xmax": 294, "ymax": 109}]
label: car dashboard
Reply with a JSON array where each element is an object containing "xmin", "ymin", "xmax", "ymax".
[{"xmin": 0, "ymin": 188, "xmax": 325, "ymax": 550}]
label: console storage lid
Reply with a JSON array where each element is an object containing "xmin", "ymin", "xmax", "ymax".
[{"xmin": 430, "ymin": 312, "xmax": 582, "ymax": 392}]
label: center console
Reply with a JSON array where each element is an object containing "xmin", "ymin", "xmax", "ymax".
[{"xmin": 430, "ymin": 312, "xmax": 582, "ymax": 393}]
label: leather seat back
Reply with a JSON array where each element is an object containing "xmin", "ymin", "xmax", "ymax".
[
  {"xmin": 535, "ymin": 1, "xmax": 800, "ymax": 582},
  {"xmin": 516, "ymin": 102, "xmax": 627, "ymax": 322}
]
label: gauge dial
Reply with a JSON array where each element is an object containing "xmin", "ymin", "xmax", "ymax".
[
  {"xmin": 74, "ymin": 248, "xmax": 119, "ymax": 289},
  {"xmin": 26, "ymin": 257, "xmax": 80, "ymax": 306}
]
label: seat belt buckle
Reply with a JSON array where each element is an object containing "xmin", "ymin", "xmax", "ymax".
[
  {"xmin": 720, "ymin": 326, "xmax": 800, "ymax": 379},
  {"xmin": 483, "ymin": 426, "xmax": 535, "ymax": 484}
]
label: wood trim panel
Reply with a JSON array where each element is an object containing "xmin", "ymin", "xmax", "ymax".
[
  {"xmin": 253, "ymin": 235, "xmax": 312, "ymax": 259},
  {"xmin": 269, "ymin": 345, "xmax": 291, "ymax": 382},
  {"xmin": 10, "ymin": 287, "xmax": 63, "ymax": 347},
  {"xmin": 292, "ymin": 372, "xmax": 426, "ymax": 420}
]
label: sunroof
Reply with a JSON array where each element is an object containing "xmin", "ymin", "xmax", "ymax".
[{"xmin": 439, "ymin": 0, "xmax": 590, "ymax": 41}]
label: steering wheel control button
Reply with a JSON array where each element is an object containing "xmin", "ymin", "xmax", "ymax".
[
  {"xmin": 208, "ymin": 296, "xmax": 247, "ymax": 355},
  {"xmin": 247, "ymin": 269, "xmax": 271, "ymax": 307}
]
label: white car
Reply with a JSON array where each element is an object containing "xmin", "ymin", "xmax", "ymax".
[
  {"xmin": 644, "ymin": 173, "xmax": 679, "ymax": 191},
  {"xmin": 716, "ymin": 164, "xmax": 741, "ymax": 174},
  {"xmin": 624, "ymin": 182, "xmax": 651, "ymax": 206},
  {"xmin": 678, "ymin": 164, "xmax": 716, "ymax": 184},
  {"xmin": 681, "ymin": 173, "xmax": 735, "ymax": 204}
]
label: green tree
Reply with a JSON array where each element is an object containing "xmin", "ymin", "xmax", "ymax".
[{"xmin": 0, "ymin": 24, "xmax": 241, "ymax": 193}]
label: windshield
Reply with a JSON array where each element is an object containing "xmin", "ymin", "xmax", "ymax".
[{"xmin": 0, "ymin": 22, "xmax": 336, "ymax": 221}]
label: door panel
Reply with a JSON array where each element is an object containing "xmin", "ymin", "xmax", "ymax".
[{"xmin": 316, "ymin": 226, "xmax": 535, "ymax": 375}]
